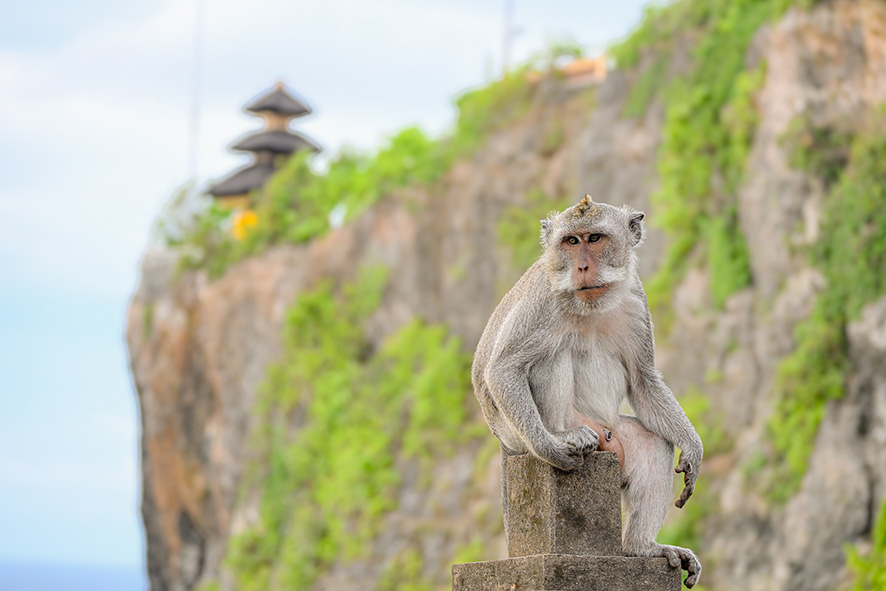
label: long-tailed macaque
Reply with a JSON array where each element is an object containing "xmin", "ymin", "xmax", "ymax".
[{"xmin": 472, "ymin": 195, "xmax": 703, "ymax": 588}]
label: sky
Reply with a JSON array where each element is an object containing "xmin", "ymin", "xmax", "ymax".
[{"xmin": 0, "ymin": 0, "xmax": 649, "ymax": 581}]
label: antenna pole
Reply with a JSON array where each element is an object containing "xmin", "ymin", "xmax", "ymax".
[
  {"xmin": 188, "ymin": 0, "xmax": 204, "ymax": 188},
  {"xmin": 502, "ymin": 0, "xmax": 514, "ymax": 75}
]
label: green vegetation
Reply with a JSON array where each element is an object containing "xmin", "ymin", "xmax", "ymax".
[
  {"xmin": 170, "ymin": 41, "xmax": 602, "ymax": 279},
  {"xmin": 703, "ymin": 368, "xmax": 724, "ymax": 384},
  {"xmin": 497, "ymin": 190, "xmax": 572, "ymax": 270},
  {"xmin": 542, "ymin": 119, "xmax": 567, "ymax": 155},
  {"xmin": 658, "ymin": 386, "xmax": 730, "ymax": 554},
  {"xmin": 170, "ymin": 201, "xmax": 239, "ymax": 279},
  {"xmin": 194, "ymin": 44, "xmax": 595, "ymax": 588},
  {"xmin": 452, "ymin": 538, "xmax": 486, "ymax": 565},
  {"xmin": 142, "ymin": 302, "xmax": 154, "ymax": 340},
  {"xmin": 706, "ymin": 206, "xmax": 752, "ymax": 309},
  {"xmin": 680, "ymin": 386, "xmax": 731, "ymax": 457},
  {"xmin": 784, "ymin": 116, "xmax": 852, "ymax": 188},
  {"xmin": 244, "ymin": 127, "xmax": 446, "ymax": 249},
  {"xmin": 613, "ymin": 0, "xmax": 884, "ymax": 512},
  {"xmin": 173, "ymin": 61, "xmax": 575, "ymax": 278},
  {"xmin": 226, "ymin": 267, "xmax": 479, "ymax": 590},
  {"xmin": 450, "ymin": 68, "xmax": 535, "ymax": 158},
  {"xmin": 761, "ymin": 125, "xmax": 886, "ymax": 502},
  {"xmin": 847, "ymin": 500, "xmax": 886, "ymax": 590},
  {"xmin": 658, "ymin": 480, "xmax": 717, "ymax": 566},
  {"xmin": 622, "ymin": 53, "xmax": 670, "ymax": 118},
  {"xmin": 165, "ymin": 1, "xmax": 886, "ymax": 581},
  {"xmin": 611, "ymin": 2, "xmax": 786, "ymax": 316},
  {"xmin": 378, "ymin": 547, "xmax": 431, "ymax": 591}
]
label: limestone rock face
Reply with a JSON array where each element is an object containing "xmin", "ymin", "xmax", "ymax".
[
  {"xmin": 128, "ymin": 247, "xmax": 310, "ymax": 591},
  {"xmin": 127, "ymin": 1, "xmax": 886, "ymax": 590},
  {"xmin": 661, "ymin": 3, "xmax": 886, "ymax": 590},
  {"xmin": 128, "ymin": 81, "xmax": 646, "ymax": 591}
]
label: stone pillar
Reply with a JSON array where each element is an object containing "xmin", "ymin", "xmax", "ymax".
[{"xmin": 452, "ymin": 451, "xmax": 681, "ymax": 591}]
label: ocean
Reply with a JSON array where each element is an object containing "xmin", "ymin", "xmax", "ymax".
[{"xmin": 0, "ymin": 561, "xmax": 147, "ymax": 591}]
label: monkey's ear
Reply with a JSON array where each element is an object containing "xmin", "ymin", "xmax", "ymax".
[
  {"xmin": 540, "ymin": 219, "xmax": 553, "ymax": 249},
  {"xmin": 628, "ymin": 212, "xmax": 645, "ymax": 246}
]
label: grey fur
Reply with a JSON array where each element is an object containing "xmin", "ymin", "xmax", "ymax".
[{"xmin": 472, "ymin": 197, "xmax": 703, "ymax": 588}]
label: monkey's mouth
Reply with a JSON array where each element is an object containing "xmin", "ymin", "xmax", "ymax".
[{"xmin": 577, "ymin": 284, "xmax": 607, "ymax": 291}]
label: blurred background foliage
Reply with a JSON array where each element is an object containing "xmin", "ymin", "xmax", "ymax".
[
  {"xmin": 154, "ymin": 0, "xmax": 886, "ymax": 589},
  {"xmin": 166, "ymin": 49, "xmax": 570, "ymax": 278}
]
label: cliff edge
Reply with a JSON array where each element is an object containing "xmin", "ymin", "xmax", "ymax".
[{"xmin": 128, "ymin": 1, "xmax": 886, "ymax": 589}]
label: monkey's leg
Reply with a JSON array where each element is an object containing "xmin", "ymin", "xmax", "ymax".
[{"xmin": 618, "ymin": 416, "xmax": 702, "ymax": 588}]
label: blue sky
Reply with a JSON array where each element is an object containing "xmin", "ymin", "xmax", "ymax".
[{"xmin": 0, "ymin": 0, "xmax": 649, "ymax": 575}]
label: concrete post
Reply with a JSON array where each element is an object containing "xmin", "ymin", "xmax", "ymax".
[{"xmin": 452, "ymin": 451, "xmax": 681, "ymax": 591}]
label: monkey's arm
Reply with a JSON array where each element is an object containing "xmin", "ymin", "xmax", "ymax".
[
  {"xmin": 627, "ymin": 313, "xmax": 704, "ymax": 508},
  {"xmin": 483, "ymin": 304, "xmax": 598, "ymax": 471},
  {"xmin": 628, "ymin": 365, "xmax": 703, "ymax": 508}
]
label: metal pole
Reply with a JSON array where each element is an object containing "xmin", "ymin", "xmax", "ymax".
[
  {"xmin": 502, "ymin": 0, "xmax": 514, "ymax": 75},
  {"xmin": 188, "ymin": 0, "xmax": 204, "ymax": 187}
]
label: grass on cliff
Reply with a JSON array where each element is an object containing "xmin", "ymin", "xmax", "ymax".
[
  {"xmin": 611, "ymin": 0, "xmax": 797, "ymax": 319},
  {"xmin": 225, "ymin": 267, "xmax": 481, "ymax": 590},
  {"xmin": 847, "ymin": 500, "xmax": 886, "ymax": 590},
  {"xmin": 607, "ymin": 0, "xmax": 844, "ymax": 546},
  {"xmin": 172, "ymin": 45, "xmax": 595, "ymax": 279},
  {"xmin": 757, "ymin": 120, "xmax": 886, "ymax": 503},
  {"xmin": 497, "ymin": 189, "xmax": 574, "ymax": 271},
  {"xmin": 612, "ymin": 0, "xmax": 886, "ymax": 517},
  {"xmin": 657, "ymin": 385, "xmax": 731, "ymax": 562}
]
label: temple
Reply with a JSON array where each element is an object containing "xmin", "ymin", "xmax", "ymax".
[{"xmin": 207, "ymin": 82, "xmax": 321, "ymax": 208}]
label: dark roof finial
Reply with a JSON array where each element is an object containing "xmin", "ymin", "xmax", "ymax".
[{"xmin": 245, "ymin": 83, "xmax": 311, "ymax": 117}]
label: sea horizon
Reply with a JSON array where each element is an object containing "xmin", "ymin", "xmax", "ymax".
[{"xmin": 0, "ymin": 559, "xmax": 147, "ymax": 591}]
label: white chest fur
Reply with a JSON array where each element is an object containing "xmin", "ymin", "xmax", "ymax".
[
  {"xmin": 528, "ymin": 325, "xmax": 629, "ymax": 432},
  {"xmin": 569, "ymin": 332, "xmax": 627, "ymax": 426}
]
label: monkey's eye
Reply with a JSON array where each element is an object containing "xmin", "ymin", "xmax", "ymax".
[
  {"xmin": 566, "ymin": 236, "xmax": 580, "ymax": 245},
  {"xmin": 588, "ymin": 234, "xmax": 603, "ymax": 243}
]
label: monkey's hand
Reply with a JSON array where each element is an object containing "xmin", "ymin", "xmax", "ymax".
[
  {"xmin": 661, "ymin": 544, "xmax": 702, "ymax": 588},
  {"xmin": 537, "ymin": 426, "xmax": 599, "ymax": 471},
  {"xmin": 674, "ymin": 451, "xmax": 700, "ymax": 508}
]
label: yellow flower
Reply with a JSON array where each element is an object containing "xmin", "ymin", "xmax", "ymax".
[{"xmin": 232, "ymin": 209, "xmax": 258, "ymax": 241}]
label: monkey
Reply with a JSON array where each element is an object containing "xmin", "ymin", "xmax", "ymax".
[
  {"xmin": 472, "ymin": 195, "xmax": 703, "ymax": 588},
  {"xmin": 578, "ymin": 415, "xmax": 624, "ymax": 467}
]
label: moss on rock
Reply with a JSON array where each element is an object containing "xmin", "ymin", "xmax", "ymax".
[{"xmin": 226, "ymin": 266, "xmax": 480, "ymax": 589}]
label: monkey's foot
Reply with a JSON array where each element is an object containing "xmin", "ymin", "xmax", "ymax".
[
  {"xmin": 539, "ymin": 426, "xmax": 599, "ymax": 471},
  {"xmin": 660, "ymin": 545, "xmax": 701, "ymax": 589}
]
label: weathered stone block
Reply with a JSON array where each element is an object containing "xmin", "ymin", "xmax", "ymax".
[
  {"xmin": 451, "ymin": 452, "xmax": 676, "ymax": 590},
  {"xmin": 452, "ymin": 554, "xmax": 681, "ymax": 591},
  {"xmin": 505, "ymin": 452, "xmax": 622, "ymax": 557}
]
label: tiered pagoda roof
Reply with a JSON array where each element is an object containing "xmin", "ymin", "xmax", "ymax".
[
  {"xmin": 245, "ymin": 86, "xmax": 311, "ymax": 117},
  {"xmin": 230, "ymin": 129, "xmax": 321, "ymax": 154},
  {"xmin": 208, "ymin": 82, "xmax": 320, "ymax": 202},
  {"xmin": 205, "ymin": 163, "xmax": 277, "ymax": 198}
]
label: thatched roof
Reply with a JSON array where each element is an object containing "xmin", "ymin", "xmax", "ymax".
[
  {"xmin": 231, "ymin": 129, "xmax": 321, "ymax": 154},
  {"xmin": 245, "ymin": 83, "xmax": 311, "ymax": 117},
  {"xmin": 207, "ymin": 163, "xmax": 276, "ymax": 197}
]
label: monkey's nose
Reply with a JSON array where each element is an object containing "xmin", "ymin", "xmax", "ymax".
[{"xmin": 578, "ymin": 265, "xmax": 589, "ymax": 272}]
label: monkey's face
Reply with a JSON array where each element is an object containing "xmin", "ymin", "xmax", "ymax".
[
  {"xmin": 560, "ymin": 232, "xmax": 613, "ymax": 303},
  {"xmin": 540, "ymin": 196, "xmax": 645, "ymax": 309}
]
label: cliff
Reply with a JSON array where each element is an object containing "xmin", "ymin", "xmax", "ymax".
[{"xmin": 127, "ymin": 1, "xmax": 886, "ymax": 590}]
